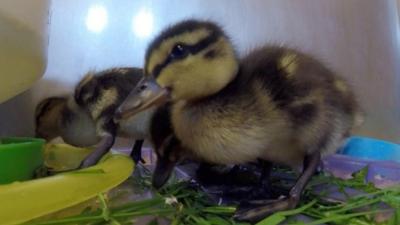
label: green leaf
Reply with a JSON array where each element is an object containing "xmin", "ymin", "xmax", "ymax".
[
  {"xmin": 206, "ymin": 215, "xmax": 231, "ymax": 225},
  {"xmin": 189, "ymin": 216, "xmax": 212, "ymax": 225},
  {"xmin": 108, "ymin": 218, "xmax": 122, "ymax": 225},
  {"xmin": 98, "ymin": 194, "xmax": 110, "ymax": 221},
  {"xmin": 255, "ymin": 213, "xmax": 286, "ymax": 225},
  {"xmin": 203, "ymin": 206, "xmax": 237, "ymax": 214},
  {"xmin": 352, "ymin": 167, "xmax": 369, "ymax": 183},
  {"xmin": 256, "ymin": 200, "xmax": 317, "ymax": 225},
  {"xmin": 289, "ymin": 209, "xmax": 391, "ymax": 225},
  {"xmin": 388, "ymin": 207, "xmax": 400, "ymax": 225}
]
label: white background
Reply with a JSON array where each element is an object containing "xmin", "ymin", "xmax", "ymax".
[{"xmin": 0, "ymin": 0, "xmax": 399, "ymax": 143}]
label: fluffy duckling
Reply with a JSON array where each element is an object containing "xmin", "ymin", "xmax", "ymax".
[
  {"xmin": 114, "ymin": 20, "xmax": 361, "ymax": 222},
  {"xmin": 35, "ymin": 67, "xmax": 155, "ymax": 167},
  {"xmin": 35, "ymin": 96, "xmax": 99, "ymax": 146}
]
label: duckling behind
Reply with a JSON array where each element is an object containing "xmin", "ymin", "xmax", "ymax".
[
  {"xmin": 35, "ymin": 96, "xmax": 99, "ymax": 147},
  {"xmin": 115, "ymin": 20, "xmax": 361, "ymax": 222},
  {"xmin": 35, "ymin": 67, "xmax": 155, "ymax": 166}
]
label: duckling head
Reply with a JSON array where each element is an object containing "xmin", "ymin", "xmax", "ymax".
[
  {"xmin": 115, "ymin": 20, "xmax": 238, "ymax": 120},
  {"xmin": 35, "ymin": 97, "xmax": 66, "ymax": 140}
]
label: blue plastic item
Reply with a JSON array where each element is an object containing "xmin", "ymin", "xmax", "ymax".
[{"xmin": 340, "ymin": 136, "xmax": 400, "ymax": 162}]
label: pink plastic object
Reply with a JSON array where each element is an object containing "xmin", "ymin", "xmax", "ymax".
[{"xmin": 322, "ymin": 154, "xmax": 400, "ymax": 188}]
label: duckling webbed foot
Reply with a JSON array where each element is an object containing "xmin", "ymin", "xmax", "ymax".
[
  {"xmin": 79, "ymin": 134, "xmax": 115, "ymax": 168},
  {"xmin": 222, "ymin": 162, "xmax": 274, "ymax": 202},
  {"xmin": 194, "ymin": 162, "xmax": 275, "ymax": 205},
  {"xmin": 130, "ymin": 139, "xmax": 145, "ymax": 164},
  {"xmin": 234, "ymin": 196, "xmax": 299, "ymax": 222},
  {"xmin": 233, "ymin": 152, "xmax": 320, "ymax": 223}
]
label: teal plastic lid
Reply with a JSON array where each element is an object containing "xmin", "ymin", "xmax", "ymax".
[{"xmin": 340, "ymin": 136, "xmax": 400, "ymax": 162}]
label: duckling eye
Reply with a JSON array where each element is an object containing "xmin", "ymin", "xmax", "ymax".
[
  {"xmin": 139, "ymin": 84, "xmax": 147, "ymax": 91},
  {"xmin": 169, "ymin": 44, "xmax": 189, "ymax": 60}
]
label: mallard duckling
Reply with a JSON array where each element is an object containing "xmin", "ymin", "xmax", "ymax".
[
  {"xmin": 114, "ymin": 20, "xmax": 361, "ymax": 222},
  {"xmin": 35, "ymin": 96, "xmax": 99, "ymax": 146},
  {"xmin": 35, "ymin": 67, "xmax": 155, "ymax": 166}
]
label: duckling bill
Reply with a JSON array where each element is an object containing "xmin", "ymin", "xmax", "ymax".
[
  {"xmin": 114, "ymin": 76, "xmax": 169, "ymax": 121},
  {"xmin": 116, "ymin": 20, "xmax": 361, "ymax": 222}
]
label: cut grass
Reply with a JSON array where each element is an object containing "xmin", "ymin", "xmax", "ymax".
[{"xmin": 27, "ymin": 166, "xmax": 400, "ymax": 225}]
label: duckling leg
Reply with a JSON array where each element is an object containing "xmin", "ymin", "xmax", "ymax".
[
  {"xmin": 234, "ymin": 151, "xmax": 320, "ymax": 223},
  {"xmin": 130, "ymin": 139, "xmax": 145, "ymax": 164},
  {"xmin": 258, "ymin": 160, "xmax": 272, "ymax": 192},
  {"xmin": 79, "ymin": 134, "xmax": 115, "ymax": 168},
  {"xmin": 79, "ymin": 119, "xmax": 117, "ymax": 168},
  {"xmin": 152, "ymin": 135, "xmax": 181, "ymax": 188}
]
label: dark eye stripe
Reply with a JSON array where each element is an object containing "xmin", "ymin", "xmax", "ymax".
[
  {"xmin": 187, "ymin": 31, "xmax": 219, "ymax": 55},
  {"xmin": 152, "ymin": 31, "xmax": 219, "ymax": 78}
]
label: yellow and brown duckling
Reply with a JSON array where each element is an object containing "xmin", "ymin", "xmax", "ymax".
[
  {"xmin": 35, "ymin": 67, "xmax": 155, "ymax": 166},
  {"xmin": 115, "ymin": 20, "xmax": 361, "ymax": 222}
]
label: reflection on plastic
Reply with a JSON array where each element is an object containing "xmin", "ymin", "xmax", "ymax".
[
  {"xmin": 86, "ymin": 4, "xmax": 108, "ymax": 33},
  {"xmin": 132, "ymin": 7, "xmax": 154, "ymax": 38}
]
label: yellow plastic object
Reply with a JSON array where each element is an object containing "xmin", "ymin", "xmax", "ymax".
[
  {"xmin": 0, "ymin": 144, "xmax": 134, "ymax": 225},
  {"xmin": 0, "ymin": 1, "xmax": 49, "ymax": 103},
  {"xmin": 42, "ymin": 143, "xmax": 94, "ymax": 171}
]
